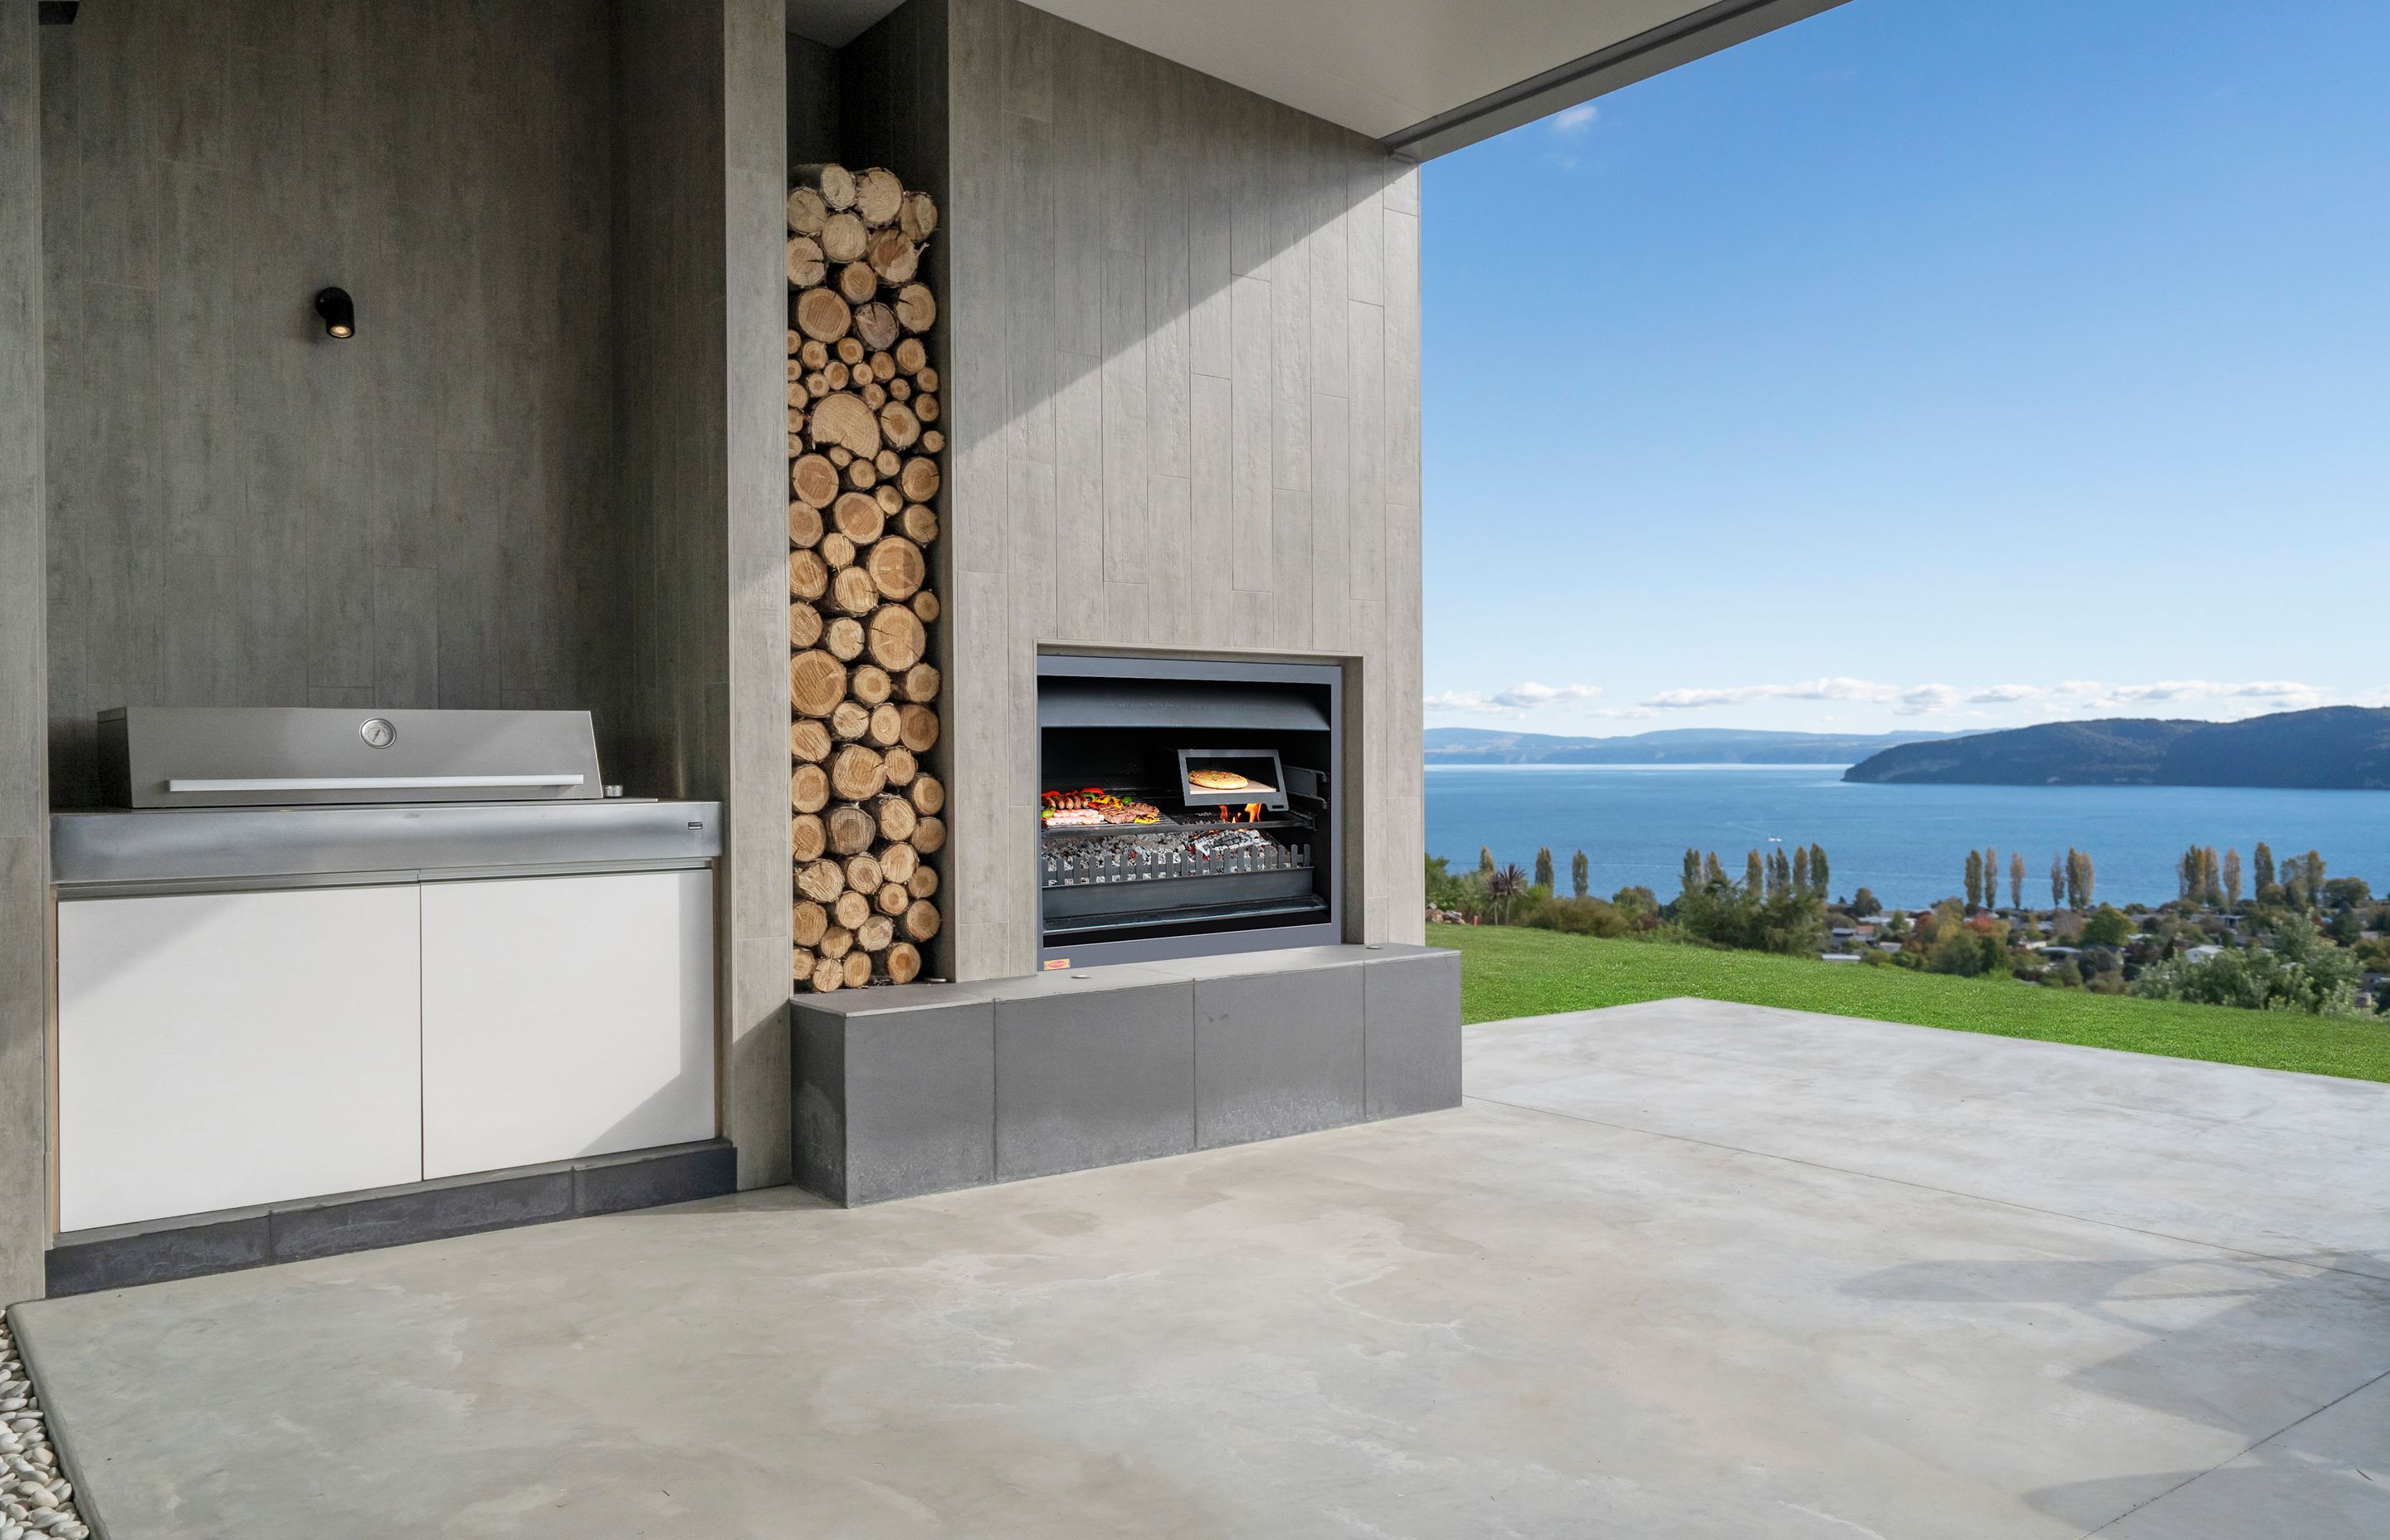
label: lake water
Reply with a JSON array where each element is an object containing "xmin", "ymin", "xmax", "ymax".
[{"xmin": 1425, "ymin": 764, "xmax": 2390, "ymax": 911}]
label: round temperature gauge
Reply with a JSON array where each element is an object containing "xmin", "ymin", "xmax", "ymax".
[{"xmin": 359, "ymin": 717, "xmax": 397, "ymax": 748}]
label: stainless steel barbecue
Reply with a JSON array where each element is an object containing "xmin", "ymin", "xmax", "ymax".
[
  {"xmin": 98, "ymin": 705, "xmax": 607, "ymax": 809},
  {"xmin": 60, "ymin": 706, "xmax": 714, "ymax": 893}
]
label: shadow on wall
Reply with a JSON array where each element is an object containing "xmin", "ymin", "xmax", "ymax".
[
  {"xmin": 1844, "ymin": 1253, "xmax": 2390, "ymax": 1532},
  {"xmin": 943, "ymin": 0, "xmax": 1420, "ymax": 656}
]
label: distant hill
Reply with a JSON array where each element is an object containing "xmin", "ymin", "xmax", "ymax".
[
  {"xmin": 1842, "ymin": 707, "xmax": 2390, "ymax": 788},
  {"xmin": 1425, "ymin": 726, "xmax": 1964, "ymax": 766}
]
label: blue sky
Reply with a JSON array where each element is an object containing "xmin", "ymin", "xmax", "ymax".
[{"xmin": 1420, "ymin": 0, "xmax": 2390, "ymax": 737}]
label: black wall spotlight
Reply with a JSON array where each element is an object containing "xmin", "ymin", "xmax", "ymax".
[{"xmin": 315, "ymin": 287, "xmax": 356, "ymax": 340}]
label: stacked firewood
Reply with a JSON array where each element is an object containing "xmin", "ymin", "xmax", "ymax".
[{"xmin": 788, "ymin": 163, "xmax": 944, "ymax": 992}]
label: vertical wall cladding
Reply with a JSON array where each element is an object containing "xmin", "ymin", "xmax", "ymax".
[
  {"xmin": 941, "ymin": 0, "xmax": 1426, "ymax": 979},
  {"xmin": 37, "ymin": 0, "xmax": 622, "ymax": 807},
  {"xmin": 616, "ymin": 0, "xmax": 791, "ymax": 1188},
  {"xmin": 1, "ymin": 0, "xmax": 49, "ymax": 1306}
]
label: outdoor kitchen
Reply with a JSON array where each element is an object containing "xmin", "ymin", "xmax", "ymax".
[{"xmin": 0, "ymin": 0, "xmax": 1444, "ymax": 1308}]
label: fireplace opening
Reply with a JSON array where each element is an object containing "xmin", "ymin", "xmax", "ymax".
[{"xmin": 1037, "ymin": 655, "xmax": 1343, "ymax": 967}]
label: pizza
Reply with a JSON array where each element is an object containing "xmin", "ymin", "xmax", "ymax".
[{"xmin": 1187, "ymin": 768, "xmax": 1250, "ymax": 790}]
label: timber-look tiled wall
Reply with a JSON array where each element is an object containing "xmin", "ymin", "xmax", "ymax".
[
  {"xmin": 37, "ymin": 0, "xmax": 619, "ymax": 807},
  {"xmin": 1, "ymin": 1, "xmax": 49, "ymax": 1307},
  {"xmin": 942, "ymin": 0, "xmax": 1427, "ymax": 978}
]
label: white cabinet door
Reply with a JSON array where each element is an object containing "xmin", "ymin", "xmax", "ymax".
[
  {"xmin": 420, "ymin": 870, "xmax": 715, "ymax": 1180},
  {"xmin": 57, "ymin": 886, "xmax": 426, "ymax": 1232}
]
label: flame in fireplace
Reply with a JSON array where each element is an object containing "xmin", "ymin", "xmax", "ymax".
[{"xmin": 1214, "ymin": 802, "xmax": 1263, "ymax": 824}]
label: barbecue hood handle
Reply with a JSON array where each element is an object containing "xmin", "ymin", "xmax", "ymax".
[{"xmin": 162, "ymin": 773, "xmax": 588, "ymax": 793}]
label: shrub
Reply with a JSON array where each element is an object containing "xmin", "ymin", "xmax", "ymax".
[
  {"xmin": 2081, "ymin": 904, "xmax": 2133, "ymax": 948},
  {"xmin": 2133, "ymin": 917, "xmax": 2364, "ymax": 1017},
  {"xmin": 1514, "ymin": 893, "xmax": 1631, "ymax": 938}
]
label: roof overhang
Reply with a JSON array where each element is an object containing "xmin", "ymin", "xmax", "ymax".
[{"xmin": 788, "ymin": 0, "xmax": 1847, "ymax": 158}]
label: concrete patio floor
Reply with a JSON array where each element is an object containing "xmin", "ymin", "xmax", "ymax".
[{"xmin": 12, "ymin": 997, "xmax": 2390, "ymax": 1538}]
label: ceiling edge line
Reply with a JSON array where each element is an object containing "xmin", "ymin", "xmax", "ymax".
[{"xmin": 1379, "ymin": 0, "xmax": 1851, "ymax": 162}]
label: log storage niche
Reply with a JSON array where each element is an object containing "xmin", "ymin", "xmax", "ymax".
[{"xmin": 789, "ymin": 163, "xmax": 943, "ymax": 992}]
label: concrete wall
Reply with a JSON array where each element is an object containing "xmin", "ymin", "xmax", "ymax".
[
  {"xmin": 38, "ymin": 0, "xmax": 622, "ymax": 807},
  {"xmin": 613, "ymin": 0, "xmax": 791, "ymax": 1189},
  {"xmin": 788, "ymin": 32, "xmax": 840, "ymax": 168},
  {"xmin": 1, "ymin": 0, "xmax": 51, "ymax": 1309},
  {"xmin": 940, "ymin": 0, "xmax": 1426, "ymax": 978}
]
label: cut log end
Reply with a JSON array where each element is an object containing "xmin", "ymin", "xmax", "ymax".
[
  {"xmin": 807, "ymin": 392, "xmax": 880, "ymax": 457},
  {"xmin": 795, "ymin": 287, "xmax": 852, "ymax": 344},
  {"xmin": 790, "ymin": 763, "xmax": 829, "ymax": 814},
  {"xmin": 790, "ymin": 650, "xmax": 848, "ymax": 718},
  {"xmin": 854, "ymin": 167, "xmax": 904, "ymax": 227},
  {"xmin": 797, "ymin": 859, "xmax": 846, "ymax": 903},
  {"xmin": 831, "ymin": 743, "xmax": 887, "ymax": 802}
]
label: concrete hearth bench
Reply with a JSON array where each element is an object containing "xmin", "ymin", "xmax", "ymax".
[{"xmin": 790, "ymin": 944, "xmax": 1461, "ymax": 1204}]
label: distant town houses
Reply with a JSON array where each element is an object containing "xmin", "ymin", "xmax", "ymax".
[{"xmin": 1427, "ymin": 838, "xmax": 2389, "ymax": 1018}]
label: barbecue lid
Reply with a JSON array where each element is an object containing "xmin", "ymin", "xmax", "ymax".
[{"xmin": 95, "ymin": 706, "xmax": 605, "ymax": 809}]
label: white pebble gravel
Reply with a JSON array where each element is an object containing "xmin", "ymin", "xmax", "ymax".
[{"xmin": 0, "ymin": 1326, "xmax": 84, "ymax": 1540}]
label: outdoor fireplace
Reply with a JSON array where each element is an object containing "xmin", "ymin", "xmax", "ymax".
[{"xmin": 1036, "ymin": 654, "xmax": 1343, "ymax": 967}]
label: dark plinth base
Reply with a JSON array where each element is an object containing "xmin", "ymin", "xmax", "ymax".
[
  {"xmin": 45, "ymin": 1139, "xmax": 738, "ymax": 1297},
  {"xmin": 792, "ymin": 944, "xmax": 1461, "ymax": 1205}
]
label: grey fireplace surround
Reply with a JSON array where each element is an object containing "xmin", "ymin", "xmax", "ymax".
[{"xmin": 791, "ymin": 945, "xmax": 1461, "ymax": 1204}]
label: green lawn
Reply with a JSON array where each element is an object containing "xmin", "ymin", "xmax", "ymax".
[{"xmin": 1431, "ymin": 923, "xmax": 2390, "ymax": 1084}]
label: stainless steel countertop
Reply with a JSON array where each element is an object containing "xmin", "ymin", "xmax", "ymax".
[{"xmin": 51, "ymin": 800, "xmax": 724, "ymax": 894}]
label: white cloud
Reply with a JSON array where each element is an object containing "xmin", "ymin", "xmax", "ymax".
[
  {"xmin": 1550, "ymin": 102, "xmax": 1598, "ymax": 138},
  {"xmin": 1424, "ymin": 681, "xmax": 1608, "ymax": 717},
  {"xmin": 1643, "ymin": 676, "xmax": 1902, "ymax": 709},
  {"xmin": 1894, "ymin": 684, "xmax": 1961, "ymax": 716},
  {"xmin": 1432, "ymin": 675, "xmax": 2386, "ymax": 727},
  {"xmin": 1638, "ymin": 675, "xmax": 2365, "ymax": 720}
]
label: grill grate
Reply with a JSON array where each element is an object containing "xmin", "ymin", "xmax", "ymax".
[{"xmin": 1041, "ymin": 823, "xmax": 1313, "ymax": 889}]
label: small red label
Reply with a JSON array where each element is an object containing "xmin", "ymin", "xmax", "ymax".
[{"xmin": 1042, "ymin": 958, "xmax": 1071, "ymax": 970}]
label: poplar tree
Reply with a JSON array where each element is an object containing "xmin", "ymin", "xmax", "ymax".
[
  {"xmin": 2300, "ymin": 850, "xmax": 2326, "ymax": 909},
  {"xmin": 1746, "ymin": 850, "xmax": 1765, "ymax": 894},
  {"xmin": 2202, "ymin": 846, "xmax": 2223, "ymax": 909},
  {"xmin": 1478, "ymin": 846, "xmax": 1495, "ymax": 879},
  {"xmin": 1680, "ymin": 849, "xmax": 1702, "ymax": 897},
  {"xmin": 1809, "ymin": 844, "xmax": 1829, "ymax": 897},
  {"xmin": 1964, "ymin": 850, "xmax": 1983, "ymax": 910},
  {"xmin": 2253, "ymin": 842, "xmax": 2276, "ymax": 902},
  {"xmin": 1984, "ymin": 848, "xmax": 1999, "ymax": 909},
  {"xmin": 1792, "ymin": 846, "xmax": 1811, "ymax": 894},
  {"xmin": 2009, "ymin": 850, "xmax": 2026, "ymax": 910},
  {"xmin": 1573, "ymin": 850, "xmax": 1590, "ymax": 899},
  {"xmin": 2223, "ymin": 849, "xmax": 2242, "ymax": 910},
  {"xmin": 1704, "ymin": 851, "xmax": 1724, "ymax": 887},
  {"xmin": 1534, "ymin": 846, "xmax": 1554, "ymax": 892},
  {"xmin": 2065, "ymin": 848, "xmax": 2095, "ymax": 911},
  {"xmin": 2050, "ymin": 853, "xmax": 2064, "ymax": 909}
]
